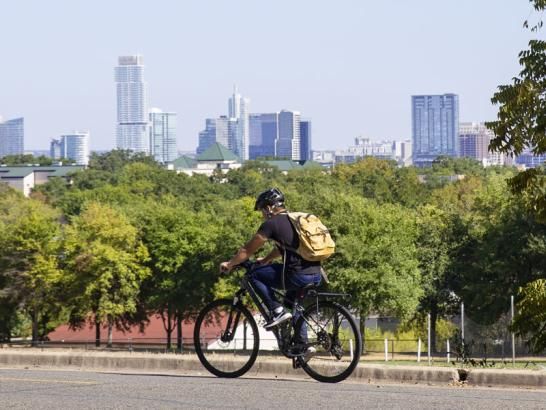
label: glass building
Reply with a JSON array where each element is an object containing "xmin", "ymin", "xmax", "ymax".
[
  {"xmin": 149, "ymin": 109, "xmax": 177, "ymax": 163},
  {"xmin": 228, "ymin": 86, "xmax": 250, "ymax": 160},
  {"xmin": 412, "ymin": 94, "xmax": 459, "ymax": 166},
  {"xmin": 249, "ymin": 113, "xmax": 278, "ymax": 159},
  {"xmin": 300, "ymin": 119, "xmax": 312, "ymax": 161},
  {"xmin": 51, "ymin": 132, "xmax": 89, "ymax": 165},
  {"xmin": 277, "ymin": 110, "xmax": 301, "ymax": 160},
  {"xmin": 0, "ymin": 117, "xmax": 24, "ymax": 157},
  {"xmin": 197, "ymin": 116, "xmax": 230, "ymax": 154},
  {"xmin": 115, "ymin": 55, "xmax": 149, "ymax": 154}
]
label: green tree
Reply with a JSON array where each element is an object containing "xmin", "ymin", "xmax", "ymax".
[
  {"xmin": 486, "ymin": 1, "xmax": 546, "ymax": 222},
  {"xmin": 63, "ymin": 202, "xmax": 150, "ymax": 347},
  {"xmin": 319, "ymin": 193, "xmax": 422, "ymax": 350},
  {"xmin": 129, "ymin": 200, "xmax": 220, "ymax": 349},
  {"xmin": 0, "ymin": 194, "xmax": 64, "ymax": 343},
  {"xmin": 512, "ymin": 279, "xmax": 546, "ymax": 353}
]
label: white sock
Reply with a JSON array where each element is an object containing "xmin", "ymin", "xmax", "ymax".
[{"xmin": 273, "ymin": 306, "xmax": 283, "ymax": 314}]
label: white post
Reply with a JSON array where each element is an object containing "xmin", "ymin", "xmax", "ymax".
[
  {"xmin": 511, "ymin": 295, "xmax": 515, "ymax": 365},
  {"xmin": 417, "ymin": 338, "xmax": 421, "ymax": 363},
  {"xmin": 384, "ymin": 338, "xmax": 388, "ymax": 362},
  {"xmin": 427, "ymin": 313, "xmax": 431, "ymax": 364},
  {"xmin": 461, "ymin": 302, "xmax": 465, "ymax": 342},
  {"xmin": 350, "ymin": 339, "xmax": 354, "ymax": 361},
  {"xmin": 447, "ymin": 340, "xmax": 450, "ymax": 363}
]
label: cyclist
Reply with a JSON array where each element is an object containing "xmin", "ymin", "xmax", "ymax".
[{"xmin": 219, "ymin": 188, "xmax": 322, "ymax": 333}]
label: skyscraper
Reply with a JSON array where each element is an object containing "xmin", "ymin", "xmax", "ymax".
[
  {"xmin": 459, "ymin": 122, "xmax": 511, "ymax": 166},
  {"xmin": 277, "ymin": 110, "xmax": 301, "ymax": 160},
  {"xmin": 0, "ymin": 117, "xmax": 24, "ymax": 157},
  {"xmin": 228, "ymin": 86, "xmax": 250, "ymax": 161},
  {"xmin": 412, "ymin": 94, "xmax": 459, "ymax": 166},
  {"xmin": 149, "ymin": 108, "xmax": 177, "ymax": 163},
  {"xmin": 50, "ymin": 132, "xmax": 90, "ymax": 165},
  {"xmin": 115, "ymin": 55, "xmax": 149, "ymax": 154},
  {"xmin": 197, "ymin": 116, "xmax": 230, "ymax": 154},
  {"xmin": 249, "ymin": 113, "xmax": 278, "ymax": 159},
  {"xmin": 300, "ymin": 119, "xmax": 312, "ymax": 161}
]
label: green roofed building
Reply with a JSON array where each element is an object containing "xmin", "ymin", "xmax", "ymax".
[
  {"xmin": 0, "ymin": 165, "xmax": 84, "ymax": 196},
  {"xmin": 171, "ymin": 143, "xmax": 241, "ymax": 176}
]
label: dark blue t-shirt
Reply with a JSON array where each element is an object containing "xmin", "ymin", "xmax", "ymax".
[{"xmin": 257, "ymin": 213, "xmax": 321, "ymax": 275}]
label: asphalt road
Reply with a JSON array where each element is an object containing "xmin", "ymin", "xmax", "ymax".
[{"xmin": 0, "ymin": 368, "xmax": 545, "ymax": 409}]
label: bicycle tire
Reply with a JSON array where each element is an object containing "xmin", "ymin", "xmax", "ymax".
[
  {"xmin": 194, "ymin": 298, "xmax": 260, "ymax": 378},
  {"xmin": 294, "ymin": 300, "xmax": 362, "ymax": 383}
]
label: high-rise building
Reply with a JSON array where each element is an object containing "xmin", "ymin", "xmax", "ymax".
[
  {"xmin": 412, "ymin": 94, "xmax": 459, "ymax": 166},
  {"xmin": 197, "ymin": 116, "xmax": 230, "ymax": 155},
  {"xmin": 50, "ymin": 132, "xmax": 90, "ymax": 165},
  {"xmin": 300, "ymin": 119, "xmax": 312, "ymax": 161},
  {"xmin": 227, "ymin": 86, "xmax": 250, "ymax": 161},
  {"xmin": 50, "ymin": 138, "xmax": 62, "ymax": 159},
  {"xmin": 149, "ymin": 108, "xmax": 177, "ymax": 163},
  {"xmin": 0, "ymin": 117, "xmax": 24, "ymax": 157},
  {"xmin": 277, "ymin": 110, "xmax": 301, "ymax": 160},
  {"xmin": 115, "ymin": 55, "xmax": 149, "ymax": 154},
  {"xmin": 459, "ymin": 122, "xmax": 511, "ymax": 166},
  {"xmin": 249, "ymin": 113, "xmax": 278, "ymax": 159}
]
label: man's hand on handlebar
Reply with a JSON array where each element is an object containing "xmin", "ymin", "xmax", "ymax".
[{"xmin": 219, "ymin": 261, "xmax": 231, "ymax": 275}]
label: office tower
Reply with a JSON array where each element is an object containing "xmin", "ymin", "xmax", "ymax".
[
  {"xmin": 115, "ymin": 55, "xmax": 149, "ymax": 154},
  {"xmin": 197, "ymin": 116, "xmax": 230, "ymax": 154},
  {"xmin": 459, "ymin": 122, "xmax": 490, "ymax": 160},
  {"xmin": 300, "ymin": 119, "xmax": 312, "ymax": 161},
  {"xmin": 0, "ymin": 117, "xmax": 24, "ymax": 157},
  {"xmin": 51, "ymin": 132, "xmax": 89, "ymax": 165},
  {"xmin": 412, "ymin": 94, "xmax": 459, "ymax": 166},
  {"xmin": 249, "ymin": 113, "xmax": 278, "ymax": 159},
  {"xmin": 277, "ymin": 110, "xmax": 301, "ymax": 160},
  {"xmin": 50, "ymin": 138, "xmax": 62, "ymax": 159},
  {"xmin": 149, "ymin": 108, "xmax": 177, "ymax": 163},
  {"xmin": 459, "ymin": 122, "xmax": 510, "ymax": 166},
  {"xmin": 228, "ymin": 86, "xmax": 250, "ymax": 161}
]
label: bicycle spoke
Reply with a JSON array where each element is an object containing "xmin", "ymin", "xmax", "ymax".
[
  {"xmin": 194, "ymin": 299, "xmax": 260, "ymax": 378},
  {"xmin": 295, "ymin": 301, "xmax": 361, "ymax": 383}
]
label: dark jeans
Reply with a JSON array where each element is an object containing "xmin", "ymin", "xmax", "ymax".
[{"xmin": 250, "ymin": 263, "xmax": 321, "ymax": 343}]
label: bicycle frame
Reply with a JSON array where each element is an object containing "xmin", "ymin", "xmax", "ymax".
[{"xmin": 223, "ymin": 267, "xmax": 351, "ymax": 358}]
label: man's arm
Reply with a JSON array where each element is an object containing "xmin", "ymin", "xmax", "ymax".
[
  {"xmin": 221, "ymin": 233, "xmax": 268, "ymax": 272},
  {"xmin": 259, "ymin": 247, "xmax": 282, "ymax": 265}
]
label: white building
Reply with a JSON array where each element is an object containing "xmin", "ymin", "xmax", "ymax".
[
  {"xmin": 115, "ymin": 55, "xmax": 149, "ymax": 154},
  {"xmin": 149, "ymin": 108, "xmax": 177, "ymax": 163},
  {"xmin": 312, "ymin": 137, "xmax": 412, "ymax": 166},
  {"xmin": 0, "ymin": 117, "xmax": 24, "ymax": 157},
  {"xmin": 50, "ymin": 132, "xmax": 89, "ymax": 165},
  {"xmin": 228, "ymin": 85, "xmax": 250, "ymax": 161}
]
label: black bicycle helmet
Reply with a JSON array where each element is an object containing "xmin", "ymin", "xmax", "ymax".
[{"xmin": 254, "ymin": 188, "xmax": 285, "ymax": 211}]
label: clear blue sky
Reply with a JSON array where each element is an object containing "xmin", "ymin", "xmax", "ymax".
[{"xmin": 0, "ymin": 0, "xmax": 541, "ymax": 151}]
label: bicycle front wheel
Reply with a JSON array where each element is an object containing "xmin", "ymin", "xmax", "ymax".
[
  {"xmin": 193, "ymin": 299, "xmax": 260, "ymax": 378},
  {"xmin": 294, "ymin": 300, "xmax": 362, "ymax": 383}
]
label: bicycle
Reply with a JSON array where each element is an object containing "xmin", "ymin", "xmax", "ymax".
[{"xmin": 193, "ymin": 260, "xmax": 362, "ymax": 383}]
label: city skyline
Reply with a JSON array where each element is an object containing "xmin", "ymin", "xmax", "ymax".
[{"xmin": 0, "ymin": 1, "xmax": 536, "ymax": 152}]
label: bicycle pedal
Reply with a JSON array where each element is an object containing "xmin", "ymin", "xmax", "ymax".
[{"xmin": 292, "ymin": 357, "xmax": 302, "ymax": 369}]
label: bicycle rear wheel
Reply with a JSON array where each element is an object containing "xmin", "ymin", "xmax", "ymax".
[
  {"xmin": 194, "ymin": 299, "xmax": 260, "ymax": 378},
  {"xmin": 294, "ymin": 300, "xmax": 361, "ymax": 383}
]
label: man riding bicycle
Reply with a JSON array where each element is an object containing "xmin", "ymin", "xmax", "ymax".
[{"xmin": 219, "ymin": 188, "xmax": 322, "ymax": 332}]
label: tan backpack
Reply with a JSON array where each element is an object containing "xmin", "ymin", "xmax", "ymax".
[{"xmin": 286, "ymin": 212, "xmax": 335, "ymax": 262}]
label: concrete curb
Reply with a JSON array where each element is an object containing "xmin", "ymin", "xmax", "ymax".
[
  {"xmin": 466, "ymin": 368, "xmax": 546, "ymax": 389},
  {"xmin": 0, "ymin": 350, "xmax": 544, "ymax": 388}
]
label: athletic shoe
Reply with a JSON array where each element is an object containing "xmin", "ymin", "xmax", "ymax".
[
  {"xmin": 303, "ymin": 346, "xmax": 317, "ymax": 363},
  {"xmin": 264, "ymin": 309, "xmax": 292, "ymax": 329}
]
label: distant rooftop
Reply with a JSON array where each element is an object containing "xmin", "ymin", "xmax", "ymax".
[{"xmin": 196, "ymin": 143, "xmax": 239, "ymax": 162}]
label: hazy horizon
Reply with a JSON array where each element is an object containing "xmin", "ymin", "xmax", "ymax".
[{"xmin": 0, "ymin": 1, "xmax": 541, "ymax": 152}]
